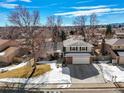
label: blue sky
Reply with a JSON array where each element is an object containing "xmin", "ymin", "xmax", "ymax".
[{"xmin": 0, "ymin": 0, "xmax": 124, "ymax": 26}]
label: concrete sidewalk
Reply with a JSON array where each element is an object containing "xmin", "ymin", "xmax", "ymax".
[{"xmin": 0, "ymin": 82, "xmax": 116, "ymax": 89}]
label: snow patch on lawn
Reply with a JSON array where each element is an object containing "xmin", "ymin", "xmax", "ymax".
[
  {"xmin": 0, "ymin": 62, "xmax": 71, "ymax": 87},
  {"xmin": 99, "ymin": 63, "xmax": 124, "ymax": 82},
  {"xmin": 0, "ymin": 62, "xmax": 27, "ymax": 72}
]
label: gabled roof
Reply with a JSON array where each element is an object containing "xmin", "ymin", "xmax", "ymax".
[
  {"xmin": 117, "ymin": 51, "xmax": 124, "ymax": 56},
  {"xmin": 69, "ymin": 41, "xmax": 93, "ymax": 47},
  {"xmin": 105, "ymin": 39, "xmax": 118, "ymax": 46},
  {"xmin": 63, "ymin": 36, "xmax": 93, "ymax": 47},
  {"xmin": 106, "ymin": 39, "xmax": 124, "ymax": 46},
  {"xmin": 0, "ymin": 39, "xmax": 9, "ymax": 46},
  {"xmin": 113, "ymin": 39, "xmax": 124, "ymax": 45},
  {"xmin": 0, "ymin": 39, "xmax": 10, "ymax": 51}
]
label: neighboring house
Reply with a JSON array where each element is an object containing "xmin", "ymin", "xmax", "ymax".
[
  {"xmin": 112, "ymin": 28, "xmax": 124, "ymax": 39},
  {"xmin": 0, "ymin": 39, "xmax": 20, "ymax": 64},
  {"xmin": 105, "ymin": 39, "xmax": 124, "ymax": 64},
  {"xmin": 116, "ymin": 51, "xmax": 124, "ymax": 64},
  {"xmin": 63, "ymin": 36, "xmax": 93, "ymax": 64},
  {"xmin": 115, "ymin": 32, "xmax": 124, "ymax": 39},
  {"xmin": 0, "ymin": 39, "xmax": 10, "ymax": 51},
  {"xmin": 106, "ymin": 39, "xmax": 124, "ymax": 50}
]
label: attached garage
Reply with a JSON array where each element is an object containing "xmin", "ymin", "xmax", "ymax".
[
  {"xmin": 117, "ymin": 51, "xmax": 124, "ymax": 64},
  {"xmin": 65, "ymin": 57, "xmax": 72, "ymax": 64},
  {"xmin": 65, "ymin": 53, "xmax": 91, "ymax": 64},
  {"xmin": 73, "ymin": 56, "xmax": 90, "ymax": 64}
]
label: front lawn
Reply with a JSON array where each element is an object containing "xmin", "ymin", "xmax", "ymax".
[{"xmin": 0, "ymin": 64, "xmax": 51, "ymax": 79}]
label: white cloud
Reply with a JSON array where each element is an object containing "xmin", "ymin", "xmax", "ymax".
[
  {"xmin": 98, "ymin": 10, "xmax": 124, "ymax": 16},
  {"xmin": 6, "ymin": 0, "xmax": 32, "ymax": 2},
  {"xmin": 0, "ymin": 0, "xmax": 31, "ymax": 9},
  {"xmin": 71, "ymin": 5, "xmax": 116, "ymax": 10},
  {"xmin": 0, "ymin": 3, "xmax": 18, "ymax": 9},
  {"xmin": 54, "ymin": 8, "xmax": 111, "ymax": 16},
  {"xmin": 71, "ymin": 5, "xmax": 108, "ymax": 10},
  {"xmin": 62, "ymin": 23, "xmax": 73, "ymax": 26},
  {"xmin": 20, "ymin": 0, "xmax": 32, "ymax": 2},
  {"xmin": 54, "ymin": 6, "xmax": 124, "ymax": 17},
  {"xmin": 76, "ymin": 0, "xmax": 93, "ymax": 4}
]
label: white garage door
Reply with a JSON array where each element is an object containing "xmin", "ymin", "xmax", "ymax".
[{"xmin": 73, "ymin": 56, "xmax": 90, "ymax": 64}]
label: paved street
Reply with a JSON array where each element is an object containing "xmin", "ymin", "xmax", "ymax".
[
  {"xmin": 1, "ymin": 89, "xmax": 124, "ymax": 93},
  {"xmin": 67, "ymin": 64, "xmax": 105, "ymax": 83},
  {"xmin": 62, "ymin": 89, "xmax": 124, "ymax": 93}
]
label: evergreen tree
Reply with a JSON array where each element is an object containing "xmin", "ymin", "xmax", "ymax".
[
  {"xmin": 101, "ymin": 38, "xmax": 106, "ymax": 56},
  {"xmin": 60, "ymin": 30, "xmax": 66, "ymax": 41},
  {"xmin": 106, "ymin": 25, "xmax": 112, "ymax": 38}
]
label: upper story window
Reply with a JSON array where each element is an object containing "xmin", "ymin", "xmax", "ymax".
[
  {"xmin": 117, "ymin": 46, "xmax": 120, "ymax": 49},
  {"xmin": 80, "ymin": 47, "xmax": 86, "ymax": 51},
  {"xmin": 70, "ymin": 47, "xmax": 76, "ymax": 51}
]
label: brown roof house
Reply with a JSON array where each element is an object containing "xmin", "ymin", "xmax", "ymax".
[
  {"xmin": 115, "ymin": 32, "xmax": 124, "ymax": 39},
  {"xmin": 0, "ymin": 39, "xmax": 10, "ymax": 51},
  {"xmin": 0, "ymin": 39, "xmax": 20, "ymax": 64},
  {"xmin": 105, "ymin": 39, "xmax": 124, "ymax": 64},
  {"xmin": 63, "ymin": 35, "xmax": 93, "ymax": 64},
  {"xmin": 106, "ymin": 39, "xmax": 124, "ymax": 50}
]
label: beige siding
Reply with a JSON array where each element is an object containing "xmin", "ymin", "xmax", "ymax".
[
  {"xmin": 0, "ymin": 47, "xmax": 20, "ymax": 63},
  {"xmin": 112, "ymin": 45, "xmax": 124, "ymax": 50},
  {"xmin": 65, "ymin": 47, "xmax": 71, "ymax": 52},
  {"xmin": 0, "ymin": 41, "xmax": 9, "ymax": 51},
  {"xmin": 119, "ymin": 57, "xmax": 124, "ymax": 64},
  {"xmin": 65, "ymin": 57, "xmax": 72, "ymax": 64},
  {"xmin": 105, "ymin": 44, "xmax": 118, "ymax": 64}
]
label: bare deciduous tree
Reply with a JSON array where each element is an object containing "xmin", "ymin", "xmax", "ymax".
[
  {"xmin": 89, "ymin": 13, "xmax": 98, "ymax": 44},
  {"xmin": 46, "ymin": 16, "xmax": 63, "ymax": 51},
  {"xmin": 90, "ymin": 13, "xmax": 98, "ymax": 28},
  {"xmin": 73, "ymin": 16, "xmax": 86, "ymax": 37},
  {"xmin": 7, "ymin": 6, "xmax": 45, "ymax": 89},
  {"xmin": 56, "ymin": 16, "xmax": 63, "ymax": 41},
  {"xmin": 34, "ymin": 30, "xmax": 46, "ymax": 60},
  {"xmin": 47, "ymin": 16, "xmax": 55, "ymax": 30},
  {"xmin": 56, "ymin": 16, "xmax": 63, "ymax": 27},
  {"xmin": 8, "ymin": 6, "xmax": 41, "ymax": 67}
]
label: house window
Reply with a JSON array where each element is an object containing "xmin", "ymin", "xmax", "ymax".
[
  {"xmin": 63, "ymin": 47, "xmax": 66, "ymax": 52},
  {"xmin": 72, "ymin": 47, "xmax": 76, "ymax": 51},
  {"xmin": 70, "ymin": 47, "xmax": 76, "ymax": 51},
  {"xmin": 80, "ymin": 47, "xmax": 86, "ymax": 51},
  {"xmin": 117, "ymin": 46, "xmax": 120, "ymax": 49}
]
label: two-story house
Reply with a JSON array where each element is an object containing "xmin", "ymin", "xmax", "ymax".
[{"xmin": 63, "ymin": 35, "xmax": 93, "ymax": 64}]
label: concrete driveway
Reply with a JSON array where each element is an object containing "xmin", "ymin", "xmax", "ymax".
[{"xmin": 67, "ymin": 64, "xmax": 105, "ymax": 83}]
